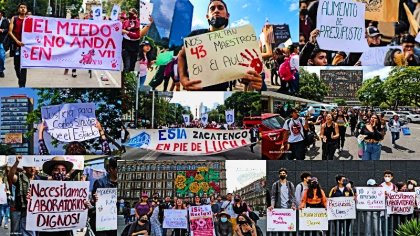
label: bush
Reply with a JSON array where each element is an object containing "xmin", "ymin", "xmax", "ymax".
[{"xmin": 395, "ymin": 218, "xmax": 420, "ymax": 236}]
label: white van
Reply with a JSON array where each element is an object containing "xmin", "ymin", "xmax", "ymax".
[{"xmin": 306, "ymin": 103, "xmax": 337, "ymax": 112}]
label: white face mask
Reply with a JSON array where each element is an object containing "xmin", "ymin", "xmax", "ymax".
[
  {"xmin": 384, "ymin": 177, "xmax": 391, "ymax": 183},
  {"xmin": 408, "ymin": 184, "xmax": 414, "ymax": 190}
]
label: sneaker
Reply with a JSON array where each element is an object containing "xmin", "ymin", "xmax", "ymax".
[
  {"xmin": 4, "ymin": 224, "xmax": 8, "ymax": 229},
  {"xmin": 392, "ymin": 144, "xmax": 396, "ymax": 148}
]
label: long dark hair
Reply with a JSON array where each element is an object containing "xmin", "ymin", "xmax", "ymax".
[
  {"xmin": 307, "ymin": 184, "xmax": 322, "ymax": 199},
  {"xmin": 139, "ymin": 44, "xmax": 156, "ymax": 63}
]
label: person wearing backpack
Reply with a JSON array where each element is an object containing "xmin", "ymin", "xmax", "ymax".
[
  {"xmin": 0, "ymin": 10, "xmax": 10, "ymax": 78},
  {"xmin": 319, "ymin": 114, "xmax": 340, "ymax": 160},
  {"xmin": 268, "ymin": 168, "xmax": 296, "ymax": 211},
  {"xmin": 278, "ymin": 50, "xmax": 294, "ymax": 94},
  {"xmin": 288, "ymin": 44, "xmax": 299, "ymax": 94},
  {"xmin": 295, "ymin": 172, "xmax": 312, "ymax": 206},
  {"xmin": 282, "ymin": 108, "xmax": 309, "ymax": 160}
]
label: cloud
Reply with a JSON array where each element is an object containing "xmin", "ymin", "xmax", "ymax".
[
  {"xmin": 230, "ymin": 18, "xmax": 250, "ymax": 28},
  {"xmin": 289, "ymin": 2, "xmax": 299, "ymax": 11},
  {"xmin": 192, "ymin": 14, "xmax": 207, "ymax": 30},
  {"xmin": 242, "ymin": 4, "xmax": 248, "ymax": 8}
]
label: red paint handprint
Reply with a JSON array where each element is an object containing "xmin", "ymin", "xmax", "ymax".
[
  {"xmin": 23, "ymin": 50, "xmax": 29, "ymax": 58},
  {"xmin": 239, "ymin": 49, "xmax": 263, "ymax": 74},
  {"xmin": 111, "ymin": 59, "xmax": 118, "ymax": 68},
  {"xmin": 112, "ymin": 23, "xmax": 120, "ymax": 31}
]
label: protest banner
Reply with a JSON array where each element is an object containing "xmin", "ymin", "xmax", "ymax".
[
  {"xmin": 41, "ymin": 103, "xmax": 100, "ymax": 142},
  {"xmin": 225, "ymin": 110, "xmax": 235, "ymax": 125},
  {"xmin": 327, "ymin": 197, "xmax": 356, "ymax": 220},
  {"xmin": 355, "ymin": 187, "xmax": 386, "ymax": 210},
  {"xmin": 125, "ymin": 128, "xmax": 252, "ymax": 155},
  {"xmin": 273, "ymin": 24, "xmax": 291, "ymax": 46},
  {"xmin": 21, "ymin": 16, "xmax": 122, "ymax": 70},
  {"xmin": 355, "ymin": 0, "xmax": 399, "ymax": 22},
  {"xmin": 5, "ymin": 133, "xmax": 23, "ymax": 144},
  {"xmin": 163, "ymin": 209, "xmax": 188, "ymax": 229},
  {"xmin": 140, "ymin": 0, "xmax": 154, "ymax": 26},
  {"xmin": 189, "ymin": 205, "xmax": 214, "ymax": 236},
  {"xmin": 386, "ymin": 192, "xmax": 416, "ymax": 215},
  {"xmin": 7, "ymin": 156, "xmax": 84, "ymax": 170},
  {"xmin": 26, "ymin": 180, "xmax": 89, "ymax": 231},
  {"xmin": 298, "ymin": 208, "xmax": 328, "ymax": 231},
  {"xmin": 316, "ymin": 0, "xmax": 369, "ymax": 52},
  {"xmin": 0, "ymin": 184, "xmax": 7, "ymax": 204},
  {"xmin": 267, "ymin": 209, "xmax": 296, "ymax": 232},
  {"xmin": 360, "ymin": 46, "xmax": 403, "ymax": 66},
  {"xmin": 415, "ymin": 187, "xmax": 420, "ymax": 208},
  {"xmin": 183, "ymin": 24, "xmax": 262, "ymax": 87},
  {"xmin": 110, "ymin": 5, "xmax": 121, "ymax": 21},
  {"xmin": 96, "ymin": 188, "xmax": 118, "ymax": 231}
]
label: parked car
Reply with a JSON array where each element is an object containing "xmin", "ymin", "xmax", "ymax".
[
  {"xmin": 299, "ymin": 107, "xmax": 323, "ymax": 120},
  {"xmin": 259, "ymin": 113, "xmax": 288, "ymax": 160},
  {"xmin": 383, "ymin": 111, "xmax": 407, "ymax": 124},
  {"xmin": 397, "ymin": 111, "xmax": 420, "ymax": 123}
]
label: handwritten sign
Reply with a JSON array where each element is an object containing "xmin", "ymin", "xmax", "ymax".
[
  {"xmin": 96, "ymin": 188, "xmax": 117, "ymax": 231},
  {"xmin": 415, "ymin": 187, "xmax": 420, "ymax": 208},
  {"xmin": 298, "ymin": 208, "xmax": 328, "ymax": 231},
  {"xmin": 41, "ymin": 103, "xmax": 99, "ymax": 142},
  {"xmin": 163, "ymin": 209, "xmax": 188, "ymax": 229},
  {"xmin": 356, "ymin": 187, "xmax": 386, "ymax": 210},
  {"xmin": 125, "ymin": 128, "xmax": 252, "ymax": 155},
  {"xmin": 267, "ymin": 209, "xmax": 296, "ymax": 232},
  {"xmin": 21, "ymin": 16, "xmax": 122, "ymax": 70},
  {"xmin": 0, "ymin": 184, "xmax": 7, "ymax": 204},
  {"xmin": 355, "ymin": 0, "xmax": 399, "ymax": 22},
  {"xmin": 140, "ymin": 1, "xmax": 154, "ymax": 26},
  {"xmin": 7, "ymin": 156, "xmax": 84, "ymax": 170},
  {"xmin": 184, "ymin": 24, "xmax": 262, "ymax": 88},
  {"xmin": 5, "ymin": 133, "xmax": 23, "ymax": 144},
  {"xmin": 189, "ymin": 205, "xmax": 214, "ymax": 236},
  {"xmin": 26, "ymin": 180, "xmax": 89, "ymax": 231},
  {"xmin": 273, "ymin": 24, "xmax": 291, "ymax": 46},
  {"xmin": 360, "ymin": 46, "xmax": 402, "ymax": 66},
  {"xmin": 327, "ymin": 197, "xmax": 356, "ymax": 220},
  {"xmin": 316, "ymin": 0, "xmax": 369, "ymax": 52},
  {"xmin": 386, "ymin": 192, "xmax": 415, "ymax": 215}
]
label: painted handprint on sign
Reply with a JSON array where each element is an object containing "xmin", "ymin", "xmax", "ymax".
[
  {"xmin": 239, "ymin": 49, "xmax": 263, "ymax": 74},
  {"xmin": 79, "ymin": 49, "xmax": 95, "ymax": 65},
  {"xmin": 111, "ymin": 59, "xmax": 118, "ymax": 68}
]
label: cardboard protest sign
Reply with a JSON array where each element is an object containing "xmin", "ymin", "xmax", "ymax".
[
  {"xmin": 298, "ymin": 208, "xmax": 328, "ymax": 231},
  {"xmin": 316, "ymin": 0, "xmax": 369, "ymax": 52},
  {"xmin": 26, "ymin": 180, "xmax": 89, "ymax": 231},
  {"xmin": 21, "ymin": 16, "xmax": 122, "ymax": 70},
  {"xmin": 360, "ymin": 46, "xmax": 402, "ymax": 66},
  {"xmin": 140, "ymin": 0, "xmax": 154, "ymax": 26},
  {"xmin": 267, "ymin": 209, "xmax": 296, "ymax": 232},
  {"xmin": 96, "ymin": 188, "xmax": 118, "ymax": 231},
  {"xmin": 5, "ymin": 133, "xmax": 23, "ymax": 144},
  {"xmin": 189, "ymin": 205, "xmax": 214, "ymax": 236},
  {"xmin": 7, "ymin": 156, "xmax": 84, "ymax": 170},
  {"xmin": 0, "ymin": 184, "xmax": 7, "ymax": 204},
  {"xmin": 356, "ymin": 187, "xmax": 386, "ymax": 210},
  {"xmin": 327, "ymin": 197, "xmax": 356, "ymax": 220},
  {"xmin": 386, "ymin": 192, "xmax": 416, "ymax": 215},
  {"xmin": 41, "ymin": 103, "xmax": 99, "ymax": 142},
  {"xmin": 404, "ymin": 3, "xmax": 420, "ymax": 35},
  {"xmin": 355, "ymin": 0, "xmax": 399, "ymax": 22},
  {"xmin": 415, "ymin": 187, "xmax": 420, "ymax": 208},
  {"xmin": 92, "ymin": 6, "xmax": 103, "ymax": 21},
  {"xmin": 163, "ymin": 209, "xmax": 188, "ymax": 229},
  {"xmin": 273, "ymin": 24, "xmax": 291, "ymax": 46},
  {"xmin": 184, "ymin": 24, "xmax": 262, "ymax": 87},
  {"xmin": 125, "ymin": 128, "xmax": 252, "ymax": 155},
  {"xmin": 110, "ymin": 5, "xmax": 121, "ymax": 21}
]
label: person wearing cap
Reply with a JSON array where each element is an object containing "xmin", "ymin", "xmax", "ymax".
[
  {"xmin": 282, "ymin": 108, "xmax": 309, "ymax": 160},
  {"xmin": 299, "ymin": 177, "xmax": 327, "ymax": 209},
  {"xmin": 388, "ymin": 114, "xmax": 402, "ymax": 148},
  {"xmin": 121, "ymin": 8, "xmax": 141, "ymax": 72},
  {"xmin": 177, "ymin": 0, "xmax": 262, "ymax": 91},
  {"xmin": 221, "ymin": 193, "xmax": 237, "ymax": 230},
  {"xmin": 138, "ymin": 40, "xmax": 155, "ymax": 89},
  {"xmin": 135, "ymin": 193, "xmax": 153, "ymax": 220},
  {"xmin": 400, "ymin": 34, "xmax": 420, "ymax": 66},
  {"xmin": 216, "ymin": 211, "xmax": 233, "ymax": 236},
  {"xmin": 8, "ymin": 156, "xmax": 46, "ymax": 236},
  {"xmin": 364, "ymin": 178, "xmax": 379, "ymax": 236}
]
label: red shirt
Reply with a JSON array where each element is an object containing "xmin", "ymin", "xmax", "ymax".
[
  {"xmin": 123, "ymin": 17, "xmax": 140, "ymax": 40},
  {"xmin": 13, "ymin": 16, "xmax": 24, "ymax": 43}
]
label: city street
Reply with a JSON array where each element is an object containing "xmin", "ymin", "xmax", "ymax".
[
  {"xmin": 1, "ymin": 56, "xmax": 121, "ymax": 88},
  {"xmin": 306, "ymin": 123, "xmax": 420, "ymax": 160}
]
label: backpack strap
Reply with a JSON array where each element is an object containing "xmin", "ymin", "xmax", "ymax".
[
  {"xmin": 299, "ymin": 183, "xmax": 304, "ymax": 193},
  {"xmin": 274, "ymin": 182, "xmax": 279, "ymax": 207}
]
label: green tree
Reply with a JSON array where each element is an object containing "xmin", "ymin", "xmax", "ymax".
[
  {"xmin": 357, "ymin": 76, "xmax": 387, "ymax": 107},
  {"xmin": 333, "ymin": 98, "xmax": 347, "ymax": 106},
  {"xmin": 383, "ymin": 67, "xmax": 420, "ymax": 109},
  {"xmin": 0, "ymin": 144, "xmax": 17, "ymax": 155},
  {"xmin": 296, "ymin": 68, "xmax": 329, "ymax": 101},
  {"xmin": 224, "ymin": 92, "xmax": 261, "ymax": 126}
]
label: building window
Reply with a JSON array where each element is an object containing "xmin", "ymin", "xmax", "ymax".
[
  {"xmin": 167, "ymin": 172, "xmax": 173, "ymax": 179},
  {"xmin": 167, "ymin": 182, "xmax": 172, "ymax": 188},
  {"xmin": 151, "ymin": 165, "xmax": 156, "ymax": 171},
  {"xmin": 136, "ymin": 165, "xmax": 140, "ymax": 171},
  {"xmin": 156, "ymin": 172, "xmax": 162, "ymax": 179}
]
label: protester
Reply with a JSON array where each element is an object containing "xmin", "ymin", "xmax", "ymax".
[
  {"xmin": 299, "ymin": 177, "xmax": 327, "ymax": 209},
  {"xmin": 282, "ymin": 108, "xmax": 309, "ymax": 160},
  {"xmin": 295, "ymin": 172, "xmax": 312, "ymax": 205},
  {"xmin": 122, "ymin": 8, "xmax": 141, "ymax": 72},
  {"xmin": 135, "ymin": 193, "xmax": 154, "ymax": 219},
  {"xmin": 221, "ymin": 193, "xmax": 237, "ymax": 230},
  {"xmin": 249, "ymin": 125, "xmax": 259, "ymax": 153},
  {"xmin": 360, "ymin": 115, "xmax": 384, "ymax": 160},
  {"xmin": 216, "ymin": 211, "xmax": 233, "ymax": 236},
  {"xmin": 138, "ymin": 41, "xmax": 155, "ymax": 89},
  {"xmin": 0, "ymin": 176, "xmax": 10, "ymax": 229},
  {"xmin": 128, "ymin": 214, "xmax": 150, "ymax": 236},
  {"xmin": 319, "ymin": 113, "xmax": 340, "ymax": 160},
  {"xmin": 232, "ymin": 195, "xmax": 248, "ymax": 216},
  {"xmin": 269, "ymin": 168, "xmax": 296, "ymax": 210},
  {"xmin": 329, "ymin": 175, "xmax": 354, "ymax": 234},
  {"xmin": 0, "ymin": 10, "xmax": 9, "ymax": 78},
  {"xmin": 334, "ymin": 110, "xmax": 348, "ymax": 152},
  {"xmin": 388, "ymin": 114, "xmax": 402, "ymax": 148},
  {"xmin": 171, "ymin": 198, "xmax": 188, "ymax": 236},
  {"xmin": 234, "ymin": 213, "xmax": 257, "ymax": 236}
]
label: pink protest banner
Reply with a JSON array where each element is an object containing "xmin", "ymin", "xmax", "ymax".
[
  {"xmin": 21, "ymin": 16, "xmax": 122, "ymax": 71},
  {"xmin": 189, "ymin": 205, "xmax": 215, "ymax": 236}
]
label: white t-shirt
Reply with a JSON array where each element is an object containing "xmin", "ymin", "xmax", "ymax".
[
  {"xmin": 290, "ymin": 53, "xmax": 299, "ymax": 71},
  {"xmin": 389, "ymin": 119, "xmax": 401, "ymax": 133},
  {"xmin": 283, "ymin": 117, "xmax": 306, "ymax": 143}
]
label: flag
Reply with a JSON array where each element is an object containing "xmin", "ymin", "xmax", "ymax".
[
  {"xmin": 200, "ymin": 113, "xmax": 209, "ymax": 126},
  {"xmin": 182, "ymin": 114, "xmax": 190, "ymax": 126},
  {"xmin": 225, "ymin": 109, "xmax": 235, "ymax": 125},
  {"xmin": 91, "ymin": 6, "xmax": 103, "ymax": 20},
  {"xmin": 110, "ymin": 5, "xmax": 121, "ymax": 21}
]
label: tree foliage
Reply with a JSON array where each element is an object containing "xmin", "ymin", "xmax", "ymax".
[
  {"xmin": 0, "ymin": 144, "xmax": 17, "ymax": 155},
  {"xmin": 296, "ymin": 68, "xmax": 329, "ymax": 101},
  {"xmin": 357, "ymin": 76, "xmax": 387, "ymax": 107},
  {"xmin": 224, "ymin": 92, "xmax": 261, "ymax": 126}
]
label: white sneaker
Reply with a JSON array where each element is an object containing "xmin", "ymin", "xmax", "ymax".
[
  {"xmin": 4, "ymin": 224, "xmax": 8, "ymax": 229},
  {"xmin": 392, "ymin": 144, "xmax": 396, "ymax": 148}
]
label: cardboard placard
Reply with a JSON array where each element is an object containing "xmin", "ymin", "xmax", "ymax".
[
  {"xmin": 267, "ymin": 209, "xmax": 296, "ymax": 232},
  {"xmin": 355, "ymin": 187, "xmax": 386, "ymax": 210},
  {"xmin": 386, "ymin": 192, "xmax": 416, "ymax": 215},
  {"xmin": 360, "ymin": 46, "xmax": 403, "ymax": 66},
  {"xmin": 163, "ymin": 209, "xmax": 188, "ymax": 229},
  {"xmin": 327, "ymin": 197, "xmax": 356, "ymax": 220},
  {"xmin": 189, "ymin": 205, "xmax": 214, "ymax": 236},
  {"xmin": 140, "ymin": 0, "xmax": 154, "ymax": 26},
  {"xmin": 96, "ymin": 188, "xmax": 118, "ymax": 231},
  {"xmin": 298, "ymin": 208, "xmax": 328, "ymax": 231}
]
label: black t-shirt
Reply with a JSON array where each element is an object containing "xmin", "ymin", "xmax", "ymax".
[{"xmin": 185, "ymin": 29, "xmax": 229, "ymax": 91}]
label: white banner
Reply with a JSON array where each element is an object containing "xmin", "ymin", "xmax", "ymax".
[
  {"xmin": 267, "ymin": 209, "xmax": 296, "ymax": 232},
  {"xmin": 140, "ymin": 1, "xmax": 154, "ymax": 26},
  {"xmin": 356, "ymin": 187, "xmax": 386, "ymax": 210},
  {"xmin": 184, "ymin": 24, "xmax": 262, "ymax": 87},
  {"xmin": 386, "ymin": 192, "xmax": 416, "ymax": 215},
  {"xmin": 183, "ymin": 114, "xmax": 190, "ymax": 126},
  {"xmin": 21, "ymin": 16, "xmax": 122, "ymax": 70},
  {"xmin": 299, "ymin": 208, "xmax": 328, "ymax": 231},
  {"xmin": 96, "ymin": 188, "xmax": 118, "ymax": 231},
  {"xmin": 360, "ymin": 46, "xmax": 403, "ymax": 66},
  {"xmin": 316, "ymin": 0, "xmax": 369, "ymax": 52},
  {"xmin": 41, "ymin": 103, "xmax": 100, "ymax": 142},
  {"xmin": 201, "ymin": 113, "xmax": 209, "ymax": 126},
  {"xmin": 327, "ymin": 197, "xmax": 356, "ymax": 220},
  {"xmin": 0, "ymin": 184, "xmax": 7, "ymax": 204},
  {"xmin": 189, "ymin": 205, "xmax": 214, "ymax": 236},
  {"xmin": 163, "ymin": 209, "xmax": 188, "ymax": 229},
  {"xmin": 92, "ymin": 6, "xmax": 103, "ymax": 20},
  {"xmin": 110, "ymin": 5, "xmax": 121, "ymax": 21},
  {"xmin": 7, "ymin": 156, "xmax": 84, "ymax": 170},
  {"xmin": 26, "ymin": 180, "xmax": 89, "ymax": 231},
  {"xmin": 225, "ymin": 109, "xmax": 235, "ymax": 125},
  {"xmin": 125, "ymin": 128, "xmax": 252, "ymax": 155}
]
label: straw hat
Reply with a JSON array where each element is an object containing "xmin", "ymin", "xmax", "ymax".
[{"xmin": 42, "ymin": 156, "xmax": 73, "ymax": 175}]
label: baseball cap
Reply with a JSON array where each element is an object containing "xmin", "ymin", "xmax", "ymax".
[
  {"xmin": 367, "ymin": 26, "xmax": 382, "ymax": 37},
  {"xmin": 367, "ymin": 179, "xmax": 376, "ymax": 186}
]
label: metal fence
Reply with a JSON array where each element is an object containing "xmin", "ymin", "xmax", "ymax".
[{"xmin": 267, "ymin": 209, "xmax": 420, "ymax": 236}]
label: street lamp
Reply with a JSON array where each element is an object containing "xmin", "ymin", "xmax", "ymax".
[{"xmin": 47, "ymin": 0, "xmax": 53, "ymax": 15}]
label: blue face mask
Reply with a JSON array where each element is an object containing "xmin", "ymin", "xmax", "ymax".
[{"xmin": 220, "ymin": 217, "xmax": 228, "ymax": 223}]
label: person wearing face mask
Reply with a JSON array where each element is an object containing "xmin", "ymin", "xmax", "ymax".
[
  {"xmin": 400, "ymin": 34, "xmax": 420, "ymax": 66},
  {"xmin": 329, "ymin": 175, "xmax": 354, "ymax": 234},
  {"xmin": 234, "ymin": 214, "xmax": 257, "ymax": 236},
  {"xmin": 221, "ymin": 193, "xmax": 237, "ymax": 230},
  {"xmin": 299, "ymin": 177, "xmax": 327, "ymax": 209},
  {"xmin": 128, "ymin": 214, "xmax": 150, "ymax": 236},
  {"xmin": 379, "ymin": 170, "xmax": 398, "ymax": 236},
  {"xmin": 268, "ymin": 168, "xmax": 296, "ymax": 211},
  {"xmin": 121, "ymin": 8, "xmax": 141, "ymax": 72},
  {"xmin": 364, "ymin": 179, "xmax": 380, "ymax": 236},
  {"xmin": 295, "ymin": 172, "xmax": 312, "ymax": 206},
  {"xmin": 232, "ymin": 195, "xmax": 248, "ymax": 216},
  {"xmin": 216, "ymin": 211, "xmax": 233, "ymax": 236},
  {"xmin": 406, "ymin": 180, "xmax": 417, "ymax": 192},
  {"xmin": 178, "ymin": 0, "xmax": 262, "ymax": 91},
  {"xmin": 360, "ymin": 115, "xmax": 384, "ymax": 160}
]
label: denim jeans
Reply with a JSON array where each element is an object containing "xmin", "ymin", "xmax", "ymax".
[
  {"xmin": 0, "ymin": 204, "xmax": 9, "ymax": 226},
  {"xmin": 10, "ymin": 211, "xmax": 36, "ymax": 236},
  {"xmin": 391, "ymin": 132, "xmax": 400, "ymax": 145},
  {"xmin": 362, "ymin": 142, "xmax": 381, "ymax": 160},
  {"xmin": 139, "ymin": 75, "xmax": 147, "ymax": 89},
  {"xmin": 0, "ymin": 43, "xmax": 5, "ymax": 72}
]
